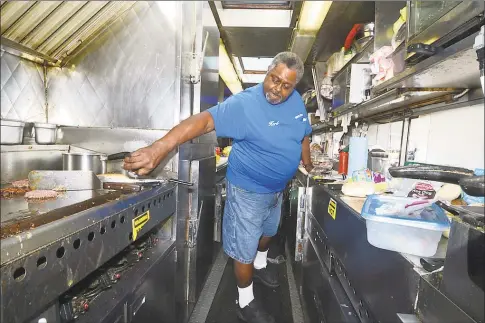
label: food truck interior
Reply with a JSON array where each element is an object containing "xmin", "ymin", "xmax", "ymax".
[{"xmin": 1, "ymin": 1, "xmax": 484, "ymax": 323}]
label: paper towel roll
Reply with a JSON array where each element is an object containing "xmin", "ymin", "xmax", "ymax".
[{"xmin": 348, "ymin": 137, "xmax": 368, "ymax": 177}]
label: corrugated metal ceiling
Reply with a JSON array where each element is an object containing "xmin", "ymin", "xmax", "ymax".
[{"xmin": 0, "ymin": 1, "xmax": 135, "ymax": 66}]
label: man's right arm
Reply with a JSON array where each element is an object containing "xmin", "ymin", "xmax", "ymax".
[
  {"xmin": 155, "ymin": 111, "xmax": 215, "ymax": 153},
  {"xmin": 124, "ymin": 93, "xmax": 245, "ymax": 176},
  {"xmin": 123, "ymin": 111, "xmax": 214, "ymax": 175}
]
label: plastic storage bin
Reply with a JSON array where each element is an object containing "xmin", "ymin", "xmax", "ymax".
[{"xmin": 361, "ymin": 195, "xmax": 450, "ymax": 257}]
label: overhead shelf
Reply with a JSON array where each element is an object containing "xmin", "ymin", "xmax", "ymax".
[
  {"xmin": 312, "ymin": 88, "xmax": 462, "ymax": 133},
  {"xmin": 333, "ymin": 88, "xmax": 462, "ymax": 118},
  {"xmin": 311, "ymin": 30, "xmax": 483, "ymax": 134},
  {"xmin": 371, "ymin": 31, "xmax": 482, "ymax": 95}
]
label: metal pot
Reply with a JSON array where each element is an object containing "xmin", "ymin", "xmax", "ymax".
[
  {"xmin": 1, "ymin": 119, "xmax": 25, "ymax": 145},
  {"xmin": 62, "ymin": 152, "xmax": 130, "ymax": 175},
  {"xmin": 359, "ymin": 22, "xmax": 375, "ymax": 38},
  {"xmin": 33, "ymin": 122, "xmax": 57, "ymax": 145},
  {"xmin": 62, "ymin": 152, "xmax": 107, "ymax": 174}
]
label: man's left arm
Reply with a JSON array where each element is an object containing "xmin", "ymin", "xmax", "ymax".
[{"xmin": 302, "ymin": 136, "xmax": 313, "ymax": 173}]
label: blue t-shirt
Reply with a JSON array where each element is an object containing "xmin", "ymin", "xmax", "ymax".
[{"xmin": 208, "ymin": 83, "xmax": 312, "ymax": 193}]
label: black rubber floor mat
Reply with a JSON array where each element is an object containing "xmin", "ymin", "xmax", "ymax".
[{"xmin": 205, "ymin": 258, "xmax": 293, "ymax": 323}]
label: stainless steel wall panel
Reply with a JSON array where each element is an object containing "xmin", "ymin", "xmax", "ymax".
[
  {"xmin": 0, "ymin": 50, "xmax": 46, "ymax": 122},
  {"xmin": 175, "ymin": 3, "xmax": 219, "ymax": 311},
  {"xmin": 57, "ymin": 127, "xmax": 167, "ymax": 153},
  {"xmin": 196, "ymin": 2, "xmax": 220, "ymax": 145},
  {"xmin": 57, "ymin": 127, "xmax": 177, "ymax": 175},
  {"xmin": 0, "ymin": 145, "xmax": 69, "ymax": 184},
  {"xmin": 47, "ymin": 1, "xmax": 181, "ymax": 129}
]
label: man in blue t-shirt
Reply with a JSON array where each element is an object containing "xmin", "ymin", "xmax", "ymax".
[{"xmin": 124, "ymin": 52, "xmax": 313, "ymax": 323}]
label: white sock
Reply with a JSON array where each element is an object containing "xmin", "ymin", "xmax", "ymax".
[
  {"xmin": 237, "ymin": 283, "xmax": 254, "ymax": 308},
  {"xmin": 253, "ymin": 250, "xmax": 268, "ymax": 270}
]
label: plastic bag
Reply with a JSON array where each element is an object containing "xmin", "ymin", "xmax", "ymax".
[{"xmin": 369, "ymin": 46, "xmax": 395, "ymax": 85}]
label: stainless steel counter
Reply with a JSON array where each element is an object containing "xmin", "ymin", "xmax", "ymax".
[
  {"xmin": 291, "ymin": 167, "xmax": 479, "ymax": 323},
  {"xmin": 296, "ymin": 167, "xmax": 448, "ymax": 266}
]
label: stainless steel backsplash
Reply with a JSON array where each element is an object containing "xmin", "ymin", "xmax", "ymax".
[
  {"xmin": 47, "ymin": 1, "xmax": 182, "ymax": 129},
  {"xmin": 57, "ymin": 126, "xmax": 175, "ymax": 174},
  {"xmin": 0, "ymin": 50, "xmax": 46, "ymax": 122}
]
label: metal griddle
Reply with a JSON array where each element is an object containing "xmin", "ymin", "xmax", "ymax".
[
  {"xmin": 0, "ymin": 189, "xmax": 121, "ymax": 240},
  {"xmin": 28, "ymin": 170, "xmax": 102, "ymax": 190}
]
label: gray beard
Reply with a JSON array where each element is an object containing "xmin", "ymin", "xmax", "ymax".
[{"xmin": 265, "ymin": 92, "xmax": 282, "ymax": 105}]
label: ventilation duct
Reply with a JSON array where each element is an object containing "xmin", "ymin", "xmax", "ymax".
[{"xmin": 0, "ymin": 1, "xmax": 135, "ymax": 66}]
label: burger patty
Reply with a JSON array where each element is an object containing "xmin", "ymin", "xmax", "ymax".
[
  {"xmin": 24, "ymin": 190, "xmax": 58, "ymax": 200},
  {"xmin": 12, "ymin": 179, "xmax": 30, "ymax": 188},
  {"xmin": 1, "ymin": 187, "xmax": 30, "ymax": 198}
]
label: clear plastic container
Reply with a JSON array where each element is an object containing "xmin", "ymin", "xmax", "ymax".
[{"xmin": 361, "ymin": 195, "xmax": 450, "ymax": 257}]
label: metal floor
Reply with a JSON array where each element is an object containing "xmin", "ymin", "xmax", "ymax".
[
  {"xmin": 188, "ymin": 237, "xmax": 303, "ymax": 323},
  {"xmin": 205, "ymin": 258, "xmax": 293, "ymax": 323}
]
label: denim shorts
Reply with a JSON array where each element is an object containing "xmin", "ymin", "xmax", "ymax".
[{"xmin": 222, "ymin": 180, "xmax": 283, "ymax": 264}]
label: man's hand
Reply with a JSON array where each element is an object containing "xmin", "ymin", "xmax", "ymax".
[
  {"xmin": 123, "ymin": 141, "xmax": 172, "ymax": 176},
  {"xmin": 304, "ymin": 163, "xmax": 314, "ymax": 174},
  {"xmin": 122, "ymin": 112, "xmax": 215, "ymax": 176}
]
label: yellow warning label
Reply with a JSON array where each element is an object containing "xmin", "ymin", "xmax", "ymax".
[
  {"xmin": 132, "ymin": 211, "xmax": 150, "ymax": 241},
  {"xmin": 328, "ymin": 198, "xmax": 337, "ymax": 220}
]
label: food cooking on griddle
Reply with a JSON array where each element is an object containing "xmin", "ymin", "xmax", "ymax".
[
  {"xmin": 11, "ymin": 179, "xmax": 29, "ymax": 188},
  {"xmin": 0, "ymin": 179, "xmax": 31, "ymax": 198},
  {"xmin": 0, "ymin": 187, "xmax": 30, "ymax": 198},
  {"xmin": 1, "ymin": 178, "xmax": 60, "ymax": 201},
  {"xmin": 24, "ymin": 190, "xmax": 58, "ymax": 200}
]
